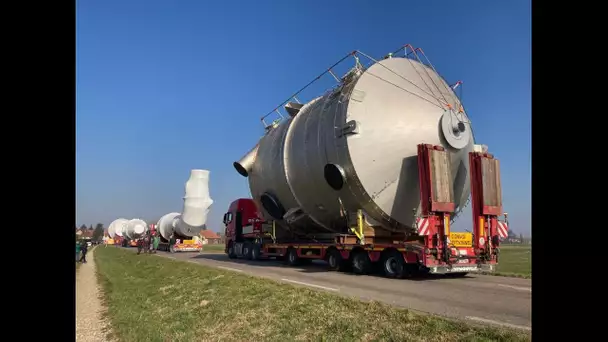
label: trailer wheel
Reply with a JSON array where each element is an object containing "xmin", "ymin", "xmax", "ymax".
[
  {"xmin": 351, "ymin": 251, "xmax": 372, "ymax": 275},
  {"xmin": 327, "ymin": 249, "xmax": 344, "ymax": 271},
  {"xmin": 251, "ymin": 244, "xmax": 261, "ymax": 260},
  {"xmin": 243, "ymin": 243, "xmax": 253, "ymax": 260},
  {"xmin": 227, "ymin": 243, "xmax": 237, "ymax": 259},
  {"xmin": 286, "ymin": 248, "xmax": 300, "ymax": 266},
  {"xmin": 382, "ymin": 250, "xmax": 405, "ymax": 278}
]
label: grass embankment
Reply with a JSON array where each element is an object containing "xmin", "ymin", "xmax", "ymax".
[
  {"xmin": 493, "ymin": 245, "xmax": 531, "ymax": 278},
  {"xmin": 96, "ymin": 247, "xmax": 529, "ymax": 342},
  {"xmin": 202, "ymin": 243, "xmax": 225, "ymax": 252}
]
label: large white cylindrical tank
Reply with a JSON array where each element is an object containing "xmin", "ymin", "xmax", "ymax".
[
  {"xmin": 124, "ymin": 219, "xmax": 147, "ymax": 240},
  {"xmin": 156, "ymin": 170, "xmax": 213, "ymax": 240},
  {"xmin": 234, "ymin": 56, "xmax": 474, "ymax": 234},
  {"xmin": 108, "ymin": 218, "xmax": 128, "ymax": 238}
]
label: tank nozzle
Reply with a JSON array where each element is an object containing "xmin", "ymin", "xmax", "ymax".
[{"xmin": 454, "ymin": 121, "xmax": 466, "ymax": 134}]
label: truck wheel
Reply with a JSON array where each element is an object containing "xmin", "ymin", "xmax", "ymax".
[
  {"xmin": 327, "ymin": 249, "xmax": 344, "ymax": 271},
  {"xmin": 243, "ymin": 243, "xmax": 253, "ymax": 260},
  {"xmin": 286, "ymin": 248, "xmax": 300, "ymax": 266},
  {"xmin": 351, "ymin": 251, "xmax": 372, "ymax": 275},
  {"xmin": 251, "ymin": 244, "xmax": 261, "ymax": 260},
  {"xmin": 382, "ymin": 250, "xmax": 405, "ymax": 278},
  {"xmin": 227, "ymin": 243, "xmax": 237, "ymax": 259}
]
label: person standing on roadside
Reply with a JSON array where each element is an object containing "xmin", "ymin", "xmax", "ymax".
[
  {"xmin": 169, "ymin": 233, "xmax": 177, "ymax": 252},
  {"xmin": 153, "ymin": 233, "xmax": 160, "ymax": 253},
  {"xmin": 147, "ymin": 231, "xmax": 153, "ymax": 253},
  {"xmin": 79, "ymin": 240, "xmax": 89, "ymax": 263},
  {"xmin": 76, "ymin": 241, "xmax": 81, "ymax": 261}
]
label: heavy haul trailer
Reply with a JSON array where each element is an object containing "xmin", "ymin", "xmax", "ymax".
[
  {"xmin": 155, "ymin": 234, "xmax": 203, "ymax": 253},
  {"xmin": 151, "ymin": 221, "xmax": 204, "ymax": 253},
  {"xmin": 121, "ymin": 237, "xmax": 138, "ymax": 247},
  {"xmin": 223, "ymin": 144, "xmax": 509, "ymax": 277}
]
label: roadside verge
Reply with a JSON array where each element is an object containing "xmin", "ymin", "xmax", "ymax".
[{"xmin": 96, "ymin": 247, "xmax": 530, "ymax": 342}]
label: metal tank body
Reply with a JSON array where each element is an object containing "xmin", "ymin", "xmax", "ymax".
[
  {"xmin": 108, "ymin": 218, "xmax": 128, "ymax": 238},
  {"xmin": 124, "ymin": 219, "xmax": 147, "ymax": 240},
  {"xmin": 235, "ymin": 53, "xmax": 474, "ymax": 235}
]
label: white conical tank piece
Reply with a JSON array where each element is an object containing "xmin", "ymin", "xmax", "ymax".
[
  {"xmin": 108, "ymin": 218, "xmax": 128, "ymax": 238},
  {"xmin": 156, "ymin": 170, "xmax": 213, "ymax": 240},
  {"xmin": 125, "ymin": 219, "xmax": 147, "ymax": 240}
]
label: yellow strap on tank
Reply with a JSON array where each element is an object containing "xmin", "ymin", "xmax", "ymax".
[{"xmin": 350, "ymin": 209, "xmax": 365, "ymax": 245}]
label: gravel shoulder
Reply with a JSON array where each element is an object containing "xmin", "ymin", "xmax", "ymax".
[{"xmin": 76, "ymin": 247, "xmax": 113, "ymax": 342}]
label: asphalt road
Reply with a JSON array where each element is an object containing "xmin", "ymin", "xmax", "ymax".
[{"xmin": 134, "ymin": 248, "xmax": 531, "ymax": 331}]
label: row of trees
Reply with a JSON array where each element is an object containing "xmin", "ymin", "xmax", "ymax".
[{"xmin": 75, "ymin": 223, "xmax": 105, "ymax": 241}]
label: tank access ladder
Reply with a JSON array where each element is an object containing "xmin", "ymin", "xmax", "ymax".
[{"xmin": 416, "ymin": 144, "xmax": 456, "ymax": 263}]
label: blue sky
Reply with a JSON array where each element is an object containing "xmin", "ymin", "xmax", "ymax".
[{"xmin": 76, "ymin": 0, "xmax": 531, "ymax": 235}]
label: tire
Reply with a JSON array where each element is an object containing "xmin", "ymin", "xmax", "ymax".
[
  {"xmin": 327, "ymin": 249, "xmax": 344, "ymax": 272},
  {"xmin": 243, "ymin": 243, "xmax": 253, "ymax": 260},
  {"xmin": 251, "ymin": 244, "xmax": 261, "ymax": 260},
  {"xmin": 286, "ymin": 248, "xmax": 300, "ymax": 266},
  {"xmin": 351, "ymin": 251, "xmax": 372, "ymax": 275},
  {"xmin": 382, "ymin": 250, "xmax": 406, "ymax": 279},
  {"xmin": 227, "ymin": 243, "xmax": 237, "ymax": 259}
]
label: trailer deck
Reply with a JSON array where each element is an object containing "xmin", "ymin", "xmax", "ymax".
[{"xmin": 223, "ymin": 144, "xmax": 508, "ymax": 278}]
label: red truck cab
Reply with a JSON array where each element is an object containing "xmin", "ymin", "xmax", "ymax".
[{"xmin": 223, "ymin": 198, "xmax": 266, "ymax": 256}]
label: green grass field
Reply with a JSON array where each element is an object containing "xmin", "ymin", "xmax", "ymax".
[
  {"xmin": 201, "ymin": 243, "xmax": 225, "ymax": 252},
  {"xmin": 494, "ymin": 245, "xmax": 531, "ymax": 278},
  {"xmin": 95, "ymin": 247, "xmax": 529, "ymax": 342}
]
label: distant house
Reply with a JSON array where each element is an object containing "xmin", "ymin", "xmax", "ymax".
[
  {"xmin": 76, "ymin": 228, "xmax": 93, "ymax": 238},
  {"xmin": 199, "ymin": 230, "xmax": 221, "ymax": 244}
]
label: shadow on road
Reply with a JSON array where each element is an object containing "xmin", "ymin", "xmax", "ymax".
[
  {"xmin": 193, "ymin": 253, "xmax": 332, "ymax": 274},
  {"xmin": 191, "ymin": 253, "xmax": 474, "ymax": 281}
]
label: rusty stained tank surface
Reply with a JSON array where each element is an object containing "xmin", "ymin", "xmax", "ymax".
[{"xmin": 234, "ymin": 50, "xmax": 474, "ymax": 235}]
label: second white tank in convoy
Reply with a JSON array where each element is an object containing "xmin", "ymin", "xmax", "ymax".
[
  {"xmin": 108, "ymin": 218, "xmax": 148, "ymax": 240},
  {"xmin": 234, "ymin": 48, "xmax": 476, "ymax": 235},
  {"xmin": 108, "ymin": 218, "xmax": 128, "ymax": 238},
  {"xmin": 124, "ymin": 219, "xmax": 147, "ymax": 240}
]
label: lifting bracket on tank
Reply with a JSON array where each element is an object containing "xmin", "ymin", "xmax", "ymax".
[
  {"xmin": 270, "ymin": 220, "xmax": 277, "ymax": 244},
  {"xmin": 349, "ymin": 209, "xmax": 366, "ymax": 245}
]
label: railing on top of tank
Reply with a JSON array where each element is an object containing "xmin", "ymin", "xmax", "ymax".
[{"xmin": 259, "ymin": 44, "xmax": 464, "ymax": 130}]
